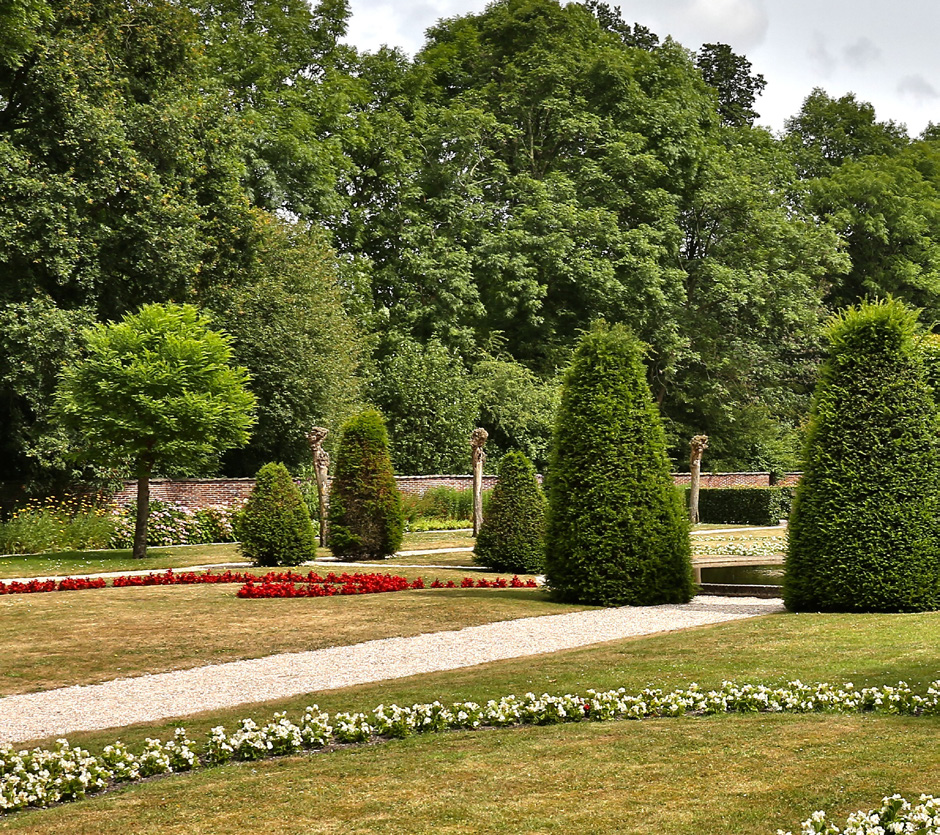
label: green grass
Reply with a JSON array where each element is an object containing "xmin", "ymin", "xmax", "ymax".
[
  {"xmin": 1, "ymin": 611, "xmax": 938, "ymax": 834},
  {"xmin": 0, "ymin": 530, "xmax": 481, "ymax": 579},
  {"xmin": 0, "ymin": 544, "xmax": 246, "ymax": 580},
  {"xmin": 0, "ymin": 526, "xmax": 784, "ymax": 578}
]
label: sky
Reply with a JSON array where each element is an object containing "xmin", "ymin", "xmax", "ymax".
[{"xmin": 344, "ymin": 0, "xmax": 940, "ymax": 137}]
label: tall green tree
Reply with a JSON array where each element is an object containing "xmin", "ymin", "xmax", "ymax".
[
  {"xmin": 695, "ymin": 43, "xmax": 766, "ymax": 128},
  {"xmin": 805, "ymin": 143, "xmax": 940, "ymax": 321},
  {"xmin": 55, "ymin": 303, "xmax": 255, "ymax": 559},
  {"xmin": 784, "ymin": 88, "xmax": 908, "ymax": 179},
  {"xmin": 785, "ymin": 299, "xmax": 940, "ymax": 612},
  {"xmin": 0, "ymin": 298, "xmax": 94, "ymax": 491},
  {"xmin": 544, "ymin": 322, "xmax": 693, "ymax": 606},
  {"xmin": 205, "ymin": 219, "xmax": 362, "ymax": 474},
  {"xmin": 188, "ymin": 0, "xmax": 357, "ymax": 218}
]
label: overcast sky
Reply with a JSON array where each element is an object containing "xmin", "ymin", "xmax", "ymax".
[{"xmin": 344, "ymin": 0, "xmax": 940, "ymax": 137}]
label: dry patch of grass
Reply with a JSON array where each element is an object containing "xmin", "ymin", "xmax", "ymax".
[{"xmin": 0, "ymin": 581, "xmax": 582, "ymax": 696}]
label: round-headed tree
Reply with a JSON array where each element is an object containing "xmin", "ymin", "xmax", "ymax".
[
  {"xmin": 238, "ymin": 463, "xmax": 316, "ymax": 566},
  {"xmin": 784, "ymin": 299, "xmax": 940, "ymax": 612},
  {"xmin": 328, "ymin": 409, "xmax": 404, "ymax": 560},
  {"xmin": 55, "ymin": 303, "xmax": 255, "ymax": 559},
  {"xmin": 544, "ymin": 322, "xmax": 693, "ymax": 606},
  {"xmin": 474, "ymin": 451, "xmax": 546, "ymax": 574}
]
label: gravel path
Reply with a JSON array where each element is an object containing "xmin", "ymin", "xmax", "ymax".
[{"xmin": 0, "ymin": 596, "xmax": 783, "ymax": 744}]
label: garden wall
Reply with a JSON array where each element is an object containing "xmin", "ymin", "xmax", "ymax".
[{"xmin": 110, "ymin": 472, "xmax": 801, "ymax": 510}]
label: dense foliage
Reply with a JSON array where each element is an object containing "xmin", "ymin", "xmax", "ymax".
[
  {"xmin": 474, "ymin": 451, "xmax": 546, "ymax": 573},
  {"xmin": 544, "ymin": 323, "xmax": 693, "ymax": 606},
  {"xmin": 327, "ymin": 409, "xmax": 404, "ymax": 560},
  {"xmin": 237, "ymin": 463, "xmax": 316, "ymax": 567},
  {"xmin": 367, "ymin": 337, "xmax": 475, "ymax": 474},
  {"xmin": 7, "ymin": 0, "xmax": 940, "ymax": 490},
  {"xmin": 785, "ymin": 299, "xmax": 940, "ymax": 612},
  {"xmin": 694, "ymin": 487, "xmax": 794, "ymax": 526},
  {"xmin": 55, "ymin": 303, "xmax": 255, "ymax": 558}
]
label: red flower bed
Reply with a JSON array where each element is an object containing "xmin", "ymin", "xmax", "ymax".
[
  {"xmin": 0, "ymin": 577, "xmax": 107, "ymax": 595},
  {"xmin": 0, "ymin": 568, "xmax": 538, "ymax": 598},
  {"xmin": 238, "ymin": 573, "xmax": 538, "ymax": 598}
]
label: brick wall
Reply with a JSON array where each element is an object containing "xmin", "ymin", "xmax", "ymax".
[{"xmin": 111, "ymin": 472, "xmax": 801, "ymax": 510}]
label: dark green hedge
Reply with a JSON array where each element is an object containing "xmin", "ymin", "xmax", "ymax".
[
  {"xmin": 237, "ymin": 462, "xmax": 316, "ymax": 567},
  {"xmin": 692, "ymin": 487, "xmax": 794, "ymax": 526},
  {"xmin": 544, "ymin": 322, "xmax": 693, "ymax": 606},
  {"xmin": 785, "ymin": 299, "xmax": 940, "ymax": 613},
  {"xmin": 328, "ymin": 409, "xmax": 404, "ymax": 560},
  {"xmin": 474, "ymin": 451, "xmax": 546, "ymax": 574}
]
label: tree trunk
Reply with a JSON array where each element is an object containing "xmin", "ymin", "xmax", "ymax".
[
  {"xmin": 315, "ymin": 456, "xmax": 330, "ymax": 548},
  {"xmin": 689, "ymin": 435, "xmax": 708, "ymax": 525},
  {"xmin": 470, "ymin": 428, "xmax": 488, "ymax": 537},
  {"xmin": 133, "ymin": 465, "xmax": 152, "ymax": 559}
]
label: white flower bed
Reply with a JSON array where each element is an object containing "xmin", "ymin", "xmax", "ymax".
[
  {"xmin": 779, "ymin": 794, "xmax": 940, "ymax": 834},
  {"xmin": 1, "ymin": 680, "xmax": 937, "ymax": 815}
]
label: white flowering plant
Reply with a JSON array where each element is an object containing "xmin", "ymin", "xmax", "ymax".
[
  {"xmin": 1, "ymin": 681, "xmax": 937, "ymax": 816},
  {"xmin": 778, "ymin": 793, "xmax": 940, "ymax": 834}
]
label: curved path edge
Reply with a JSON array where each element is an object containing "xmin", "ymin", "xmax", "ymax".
[{"xmin": 0, "ymin": 596, "xmax": 783, "ymax": 744}]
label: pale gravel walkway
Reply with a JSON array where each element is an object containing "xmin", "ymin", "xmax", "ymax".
[{"xmin": 0, "ymin": 596, "xmax": 783, "ymax": 744}]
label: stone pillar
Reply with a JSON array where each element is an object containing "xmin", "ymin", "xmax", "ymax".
[
  {"xmin": 470, "ymin": 428, "xmax": 488, "ymax": 536},
  {"xmin": 306, "ymin": 427, "xmax": 330, "ymax": 547},
  {"xmin": 689, "ymin": 434, "xmax": 709, "ymax": 525}
]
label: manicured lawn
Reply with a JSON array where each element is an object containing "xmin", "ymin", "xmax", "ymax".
[
  {"xmin": 1, "ymin": 611, "xmax": 938, "ymax": 834},
  {"xmin": 1, "ymin": 525, "xmax": 785, "ymax": 578},
  {"xmin": 0, "ymin": 582, "xmax": 577, "ymax": 696},
  {"xmin": 0, "ymin": 530, "xmax": 479, "ymax": 579},
  {"xmin": 0, "ymin": 544, "xmax": 247, "ymax": 580}
]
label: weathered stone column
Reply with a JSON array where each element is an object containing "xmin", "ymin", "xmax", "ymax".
[
  {"xmin": 306, "ymin": 427, "xmax": 330, "ymax": 547},
  {"xmin": 470, "ymin": 428, "xmax": 488, "ymax": 536},
  {"xmin": 689, "ymin": 434, "xmax": 709, "ymax": 525}
]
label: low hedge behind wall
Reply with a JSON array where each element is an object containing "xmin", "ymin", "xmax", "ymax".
[{"xmin": 692, "ymin": 487, "xmax": 795, "ymax": 526}]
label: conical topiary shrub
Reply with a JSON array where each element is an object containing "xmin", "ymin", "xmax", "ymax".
[
  {"xmin": 785, "ymin": 299, "xmax": 940, "ymax": 613},
  {"xmin": 544, "ymin": 322, "xmax": 693, "ymax": 606},
  {"xmin": 328, "ymin": 409, "xmax": 404, "ymax": 560},
  {"xmin": 474, "ymin": 451, "xmax": 546, "ymax": 574},
  {"xmin": 238, "ymin": 462, "xmax": 317, "ymax": 567}
]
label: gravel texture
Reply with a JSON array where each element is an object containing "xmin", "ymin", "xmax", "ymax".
[{"xmin": 0, "ymin": 596, "xmax": 783, "ymax": 744}]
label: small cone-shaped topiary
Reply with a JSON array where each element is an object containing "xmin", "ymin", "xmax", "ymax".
[
  {"xmin": 328, "ymin": 408, "xmax": 404, "ymax": 560},
  {"xmin": 785, "ymin": 298, "xmax": 940, "ymax": 613},
  {"xmin": 238, "ymin": 462, "xmax": 317, "ymax": 567},
  {"xmin": 544, "ymin": 322, "xmax": 693, "ymax": 606},
  {"xmin": 474, "ymin": 451, "xmax": 546, "ymax": 574}
]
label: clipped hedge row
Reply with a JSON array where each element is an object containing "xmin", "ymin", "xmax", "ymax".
[{"xmin": 690, "ymin": 487, "xmax": 794, "ymax": 526}]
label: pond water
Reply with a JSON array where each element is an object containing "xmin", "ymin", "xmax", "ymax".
[{"xmin": 699, "ymin": 565, "xmax": 783, "ymax": 586}]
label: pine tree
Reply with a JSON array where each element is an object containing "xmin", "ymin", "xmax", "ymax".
[
  {"xmin": 544, "ymin": 322, "xmax": 693, "ymax": 605},
  {"xmin": 785, "ymin": 299, "xmax": 940, "ymax": 612},
  {"xmin": 328, "ymin": 409, "xmax": 404, "ymax": 560},
  {"xmin": 474, "ymin": 451, "xmax": 546, "ymax": 574},
  {"xmin": 238, "ymin": 462, "xmax": 316, "ymax": 566}
]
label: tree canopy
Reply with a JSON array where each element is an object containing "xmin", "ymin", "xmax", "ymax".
[
  {"xmin": 6, "ymin": 0, "xmax": 940, "ymax": 489},
  {"xmin": 55, "ymin": 303, "xmax": 255, "ymax": 557}
]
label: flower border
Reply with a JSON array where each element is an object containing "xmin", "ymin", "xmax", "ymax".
[{"xmin": 2, "ymin": 679, "xmax": 938, "ymax": 815}]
